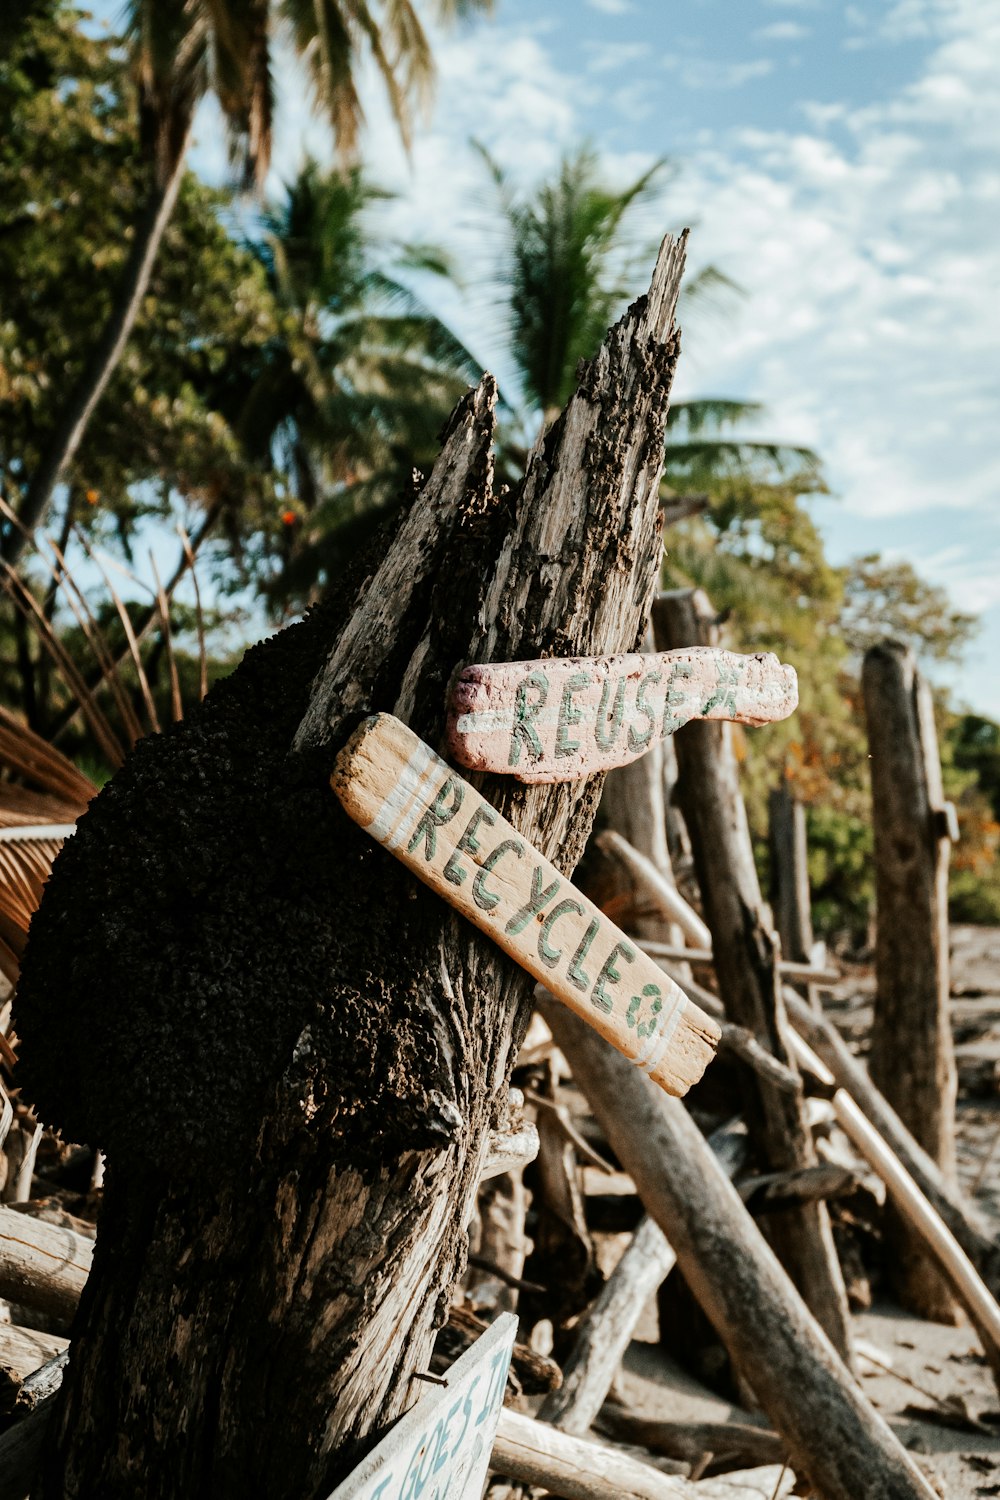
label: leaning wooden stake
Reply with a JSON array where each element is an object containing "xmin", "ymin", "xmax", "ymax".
[
  {"xmin": 652, "ymin": 587, "xmax": 853, "ymax": 1364},
  {"xmin": 541, "ymin": 998, "xmax": 937, "ymax": 1500},
  {"xmin": 538, "ymin": 1215, "xmax": 676, "ymax": 1434},
  {"xmin": 863, "ymin": 640, "xmax": 958, "ymax": 1318}
]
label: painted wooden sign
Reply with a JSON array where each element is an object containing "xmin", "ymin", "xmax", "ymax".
[
  {"xmin": 445, "ymin": 646, "xmax": 798, "ymax": 783},
  {"xmin": 331, "ymin": 715, "xmax": 720, "ymax": 1097},
  {"xmin": 326, "ymin": 1313, "xmax": 516, "ymax": 1500}
]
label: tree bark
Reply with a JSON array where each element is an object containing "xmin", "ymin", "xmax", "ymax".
[
  {"xmin": 768, "ymin": 785, "xmax": 813, "ymax": 967},
  {"xmin": 2, "ymin": 146, "xmax": 189, "ymax": 565},
  {"xmin": 15, "ymin": 238, "xmax": 689, "ymax": 1499},
  {"xmin": 863, "ymin": 640, "xmax": 958, "ymax": 1319},
  {"xmin": 542, "ymin": 1000, "xmax": 937, "ymax": 1500},
  {"xmin": 652, "ymin": 588, "xmax": 853, "ymax": 1364}
]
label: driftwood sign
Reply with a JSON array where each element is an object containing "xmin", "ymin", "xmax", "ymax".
[
  {"xmin": 326, "ymin": 1313, "xmax": 517, "ymax": 1500},
  {"xmin": 331, "ymin": 715, "xmax": 720, "ymax": 1096},
  {"xmin": 445, "ymin": 646, "xmax": 798, "ymax": 783}
]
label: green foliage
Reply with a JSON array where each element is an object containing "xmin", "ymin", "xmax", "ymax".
[
  {"xmin": 806, "ymin": 805, "xmax": 874, "ymax": 942},
  {"xmin": 479, "ymin": 144, "xmax": 668, "ymax": 419},
  {"xmin": 841, "ymin": 553, "xmax": 978, "ymax": 666},
  {"xmin": 0, "ymin": 7, "xmax": 283, "ymax": 544},
  {"xmin": 233, "ymin": 159, "xmax": 483, "ymax": 610}
]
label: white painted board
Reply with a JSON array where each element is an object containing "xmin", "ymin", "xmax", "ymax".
[{"xmin": 326, "ymin": 1313, "xmax": 517, "ymax": 1500}]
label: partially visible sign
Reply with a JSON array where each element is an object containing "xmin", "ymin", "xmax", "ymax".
[
  {"xmin": 331, "ymin": 715, "xmax": 720, "ymax": 1097},
  {"xmin": 445, "ymin": 647, "xmax": 798, "ymax": 783},
  {"xmin": 326, "ymin": 1313, "xmax": 517, "ymax": 1500}
]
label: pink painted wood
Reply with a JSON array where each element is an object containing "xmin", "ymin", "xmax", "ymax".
[{"xmin": 445, "ymin": 647, "xmax": 798, "ymax": 784}]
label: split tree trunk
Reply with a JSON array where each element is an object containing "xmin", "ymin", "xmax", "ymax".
[
  {"xmin": 863, "ymin": 640, "xmax": 958, "ymax": 1319},
  {"xmin": 652, "ymin": 587, "xmax": 853, "ymax": 1364},
  {"xmin": 15, "ymin": 238, "xmax": 689, "ymax": 1499}
]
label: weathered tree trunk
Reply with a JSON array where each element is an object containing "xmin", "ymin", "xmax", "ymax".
[
  {"xmin": 863, "ymin": 640, "xmax": 958, "ymax": 1319},
  {"xmin": 541, "ymin": 1000, "xmax": 937, "ymax": 1500},
  {"xmin": 15, "ymin": 238, "xmax": 689, "ymax": 1499},
  {"xmin": 652, "ymin": 587, "xmax": 853, "ymax": 1365}
]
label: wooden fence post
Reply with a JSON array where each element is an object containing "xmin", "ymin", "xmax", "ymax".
[
  {"xmin": 768, "ymin": 785, "xmax": 813, "ymax": 968},
  {"xmin": 863, "ymin": 640, "xmax": 958, "ymax": 1319},
  {"xmin": 652, "ymin": 587, "xmax": 853, "ymax": 1366}
]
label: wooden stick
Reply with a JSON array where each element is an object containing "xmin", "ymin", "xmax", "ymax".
[
  {"xmin": 542, "ymin": 998, "xmax": 938, "ymax": 1500},
  {"xmin": 493, "ymin": 1408, "xmax": 786, "ymax": 1499},
  {"xmin": 599, "ymin": 831, "xmax": 711, "ymax": 949},
  {"xmin": 739, "ymin": 1163, "xmax": 861, "ymax": 1214},
  {"xmin": 539, "ymin": 1215, "xmax": 676, "ymax": 1434},
  {"xmin": 864, "ymin": 641, "xmax": 958, "ymax": 1317},
  {"xmin": 783, "ymin": 987, "xmax": 1000, "ymax": 1300},
  {"xmin": 446, "ymin": 647, "xmax": 798, "ymax": 784},
  {"xmin": 788, "ymin": 1028, "xmax": 1000, "ymax": 1385},
  {"xmin": 331, "ymin": 714, "xmax": 721, "ymax": 1097},
  {"xmin": 599, "ymin": 1411, "xmax": 784, "ymax": 1473},
  {"xmin": 642, "ymin": 941, "xmax": 840, "ymax": 987},
  {"xmin": 653, "ymin": 587, "xmax": 853, "ymax": 1365},
  {"xmin": 0, "ymin": 1203, "xmax": 93, "ymax": 1326}
]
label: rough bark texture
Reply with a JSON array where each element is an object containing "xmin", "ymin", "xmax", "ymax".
[
  {"xmin": 652, "ymin": 588, "xmax": 853, "ymax": 1365},
  {"xmin": 542, "ymin": 1000, "xmax": 938, "ymax": 1500},
  {"xmin": 863, "ymin": 640, "xmax": 958, "ymax": 1319},
  {"xmin": 768, "ymin": 785, "xmax": 813, "ymax": 967},
  {"xmin": 14, "ymin": 236, "xmax": 688, "ymax": 1500}
]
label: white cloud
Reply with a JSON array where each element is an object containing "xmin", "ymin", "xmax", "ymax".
[
  {"xmin": 755, "ymin": 22, "xmax": 810, "ymax": 40},
  {"xmin": 585, "ymin": 0, "xmax": 634, "ymax": 13},
  {"xmin": 584, "ymin": 41, "xmax": 649, "ymax": 74},
  {"xmin": 663, "ymin": 56, "xmax": 774, "ymax": 90}
]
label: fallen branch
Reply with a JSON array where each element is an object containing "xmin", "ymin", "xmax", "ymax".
[{"xmin": 0, "ymin": 1203, "xmax": 92, "ymax": 1327}]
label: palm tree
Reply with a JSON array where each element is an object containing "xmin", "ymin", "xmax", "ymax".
[
  {"xmin": 3, "ymin": 0, "xmax": 493, "ymax": 565},
  {"xmin": 232, "ymin": 159, "xmax": 483, "ymax": 609},
  {"xmin": 479, "ymin": 144, "xmax": 818, "ymax": 493}
]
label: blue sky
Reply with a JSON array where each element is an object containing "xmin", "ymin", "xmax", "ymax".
[{"xmin": 91, "ymin": 0, "xmax": 1000, "ymax": 715}]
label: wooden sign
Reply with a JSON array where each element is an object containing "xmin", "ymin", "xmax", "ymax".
[
  {"xmin": 326, "ymin": 1313, "xmax": 517, "ymax": 1500},
  {"xmin": 445, "ymin": 647, "xmax": 798, "ymax": 783},
  {"xmin": 331, "ymin": 715, "xmax": 720, "ymax": 1096}
]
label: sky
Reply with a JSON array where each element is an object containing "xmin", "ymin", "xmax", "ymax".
[{"xmin": 94, "ymin": 0, "xmax": 1000, "ymax": 715}]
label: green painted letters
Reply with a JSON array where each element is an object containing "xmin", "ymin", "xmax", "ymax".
[
  {"xmin": 509, "ymin": 670, "xmax": 549, "ymax": 766},
  {"xmin": 473, "ymin": 839, "xmax": 524, "ymax": 911},
  {"xmin": 555, "ymin": 672, "xmax": 591, "ymax": 758},
  {"xmin": 568, "ymin": 919, "xmax": 600, "ymax": 991},
  {"xmin": 407, "ymin": 777, "xmax": 465, "ymax": 861},
  {"xmin": 592, "ymin": 940, "xmax": 636, "ymax": 1013},
  {"xmin": 537, "ymin": 898, "xmax": 585, "ymax": 967},
  {"xmin": 443, "ymin": 803, "xmax": 497, "ymax": 886},
  {"xmin": 505, "ymin": 864, "xmax": 561, "ymax": 935}
]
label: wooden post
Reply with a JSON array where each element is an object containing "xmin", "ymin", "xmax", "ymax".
[
  {"xmin": 541, "ymin": 999, "xmax": 937, "ymax": 1500},
  {"xmin": 652, "ymin": 588, "xmax": 853, "ymax": 1365},
  {"xmin": 863, "ymin": 640, "xmax": 958, "ymax": 1319},
  {"xmin": 768, "ymin": 785, "xmax": 813, "ymax": 968}
]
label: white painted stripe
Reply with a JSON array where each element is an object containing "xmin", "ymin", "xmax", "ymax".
[
  {"xmin": 364, "ymin": 740, "xmax": 435, "ymax": 842},
  {"xmin": 639, "ymin": 997, "xmax": 687, "ymax": 1076},
  {"xmin": 0, "ymin": 823, "xmax": 76, "ymax": 844}
]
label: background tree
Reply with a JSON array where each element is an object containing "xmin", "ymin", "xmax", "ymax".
[
  {"xmin": 2, "ymin": 0, "xmax": 494, "ymax": 561},
  {"xmin": 232, "ymin": 160, "xmax": 483, "ymax": 611}
]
